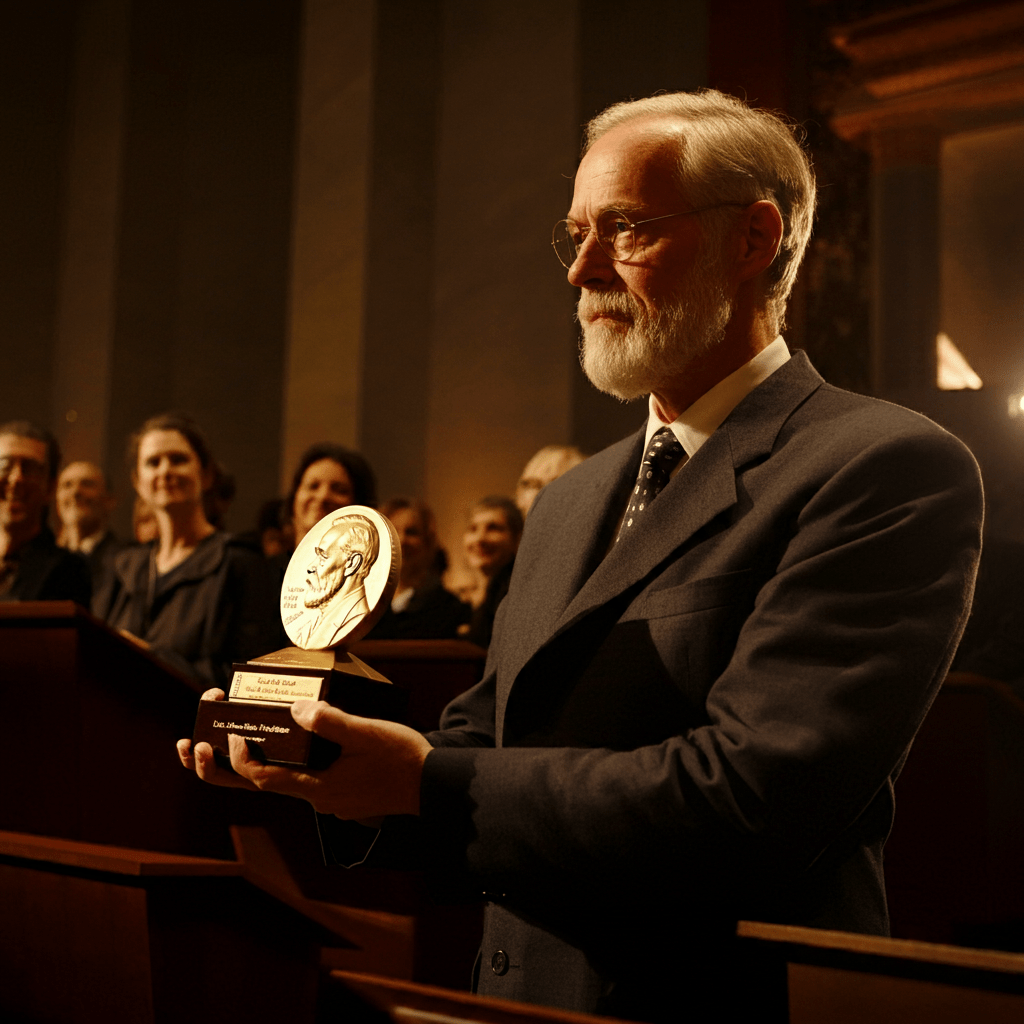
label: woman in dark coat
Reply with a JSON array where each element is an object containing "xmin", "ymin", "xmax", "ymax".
[{"xmin": 106, "ymin": 414, "xmax": 276, "ymax": 690}]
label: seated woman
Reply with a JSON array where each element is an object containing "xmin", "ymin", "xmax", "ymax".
[
  {"xmin": 458, "ymin": 495, "xmax": 523, "ymax": 648},
  {"xmin": 365, "ymin": 497, "xmax": 470, "ymax": 640},
  {"xmin": 286, "ymin": 442, "xmax": 377, "ymax": 549},
  {"xmin": 106, "ymin": 414, "xmax": 277, "ymax": 690}
]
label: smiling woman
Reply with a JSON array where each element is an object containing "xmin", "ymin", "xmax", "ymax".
[
  {"xmin": 285, "ymin": 442, "xmax": 377, "ymax": 547},
  {"xmin": 104, "ymin": 413, "xmax": 278, "ymax": 690}
]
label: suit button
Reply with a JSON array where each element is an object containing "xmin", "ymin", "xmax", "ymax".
[{"xmin": 491, "ymin": 950, "xmax": 509, "ymax": 976}]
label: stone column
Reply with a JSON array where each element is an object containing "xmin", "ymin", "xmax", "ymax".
[
  {"xmin": 281, "ymin": 0, "xmax": 375, "ymax": 489},
  {"xmin": 51, "ymin": 0, "xmax": 131, "ymax": 469}
]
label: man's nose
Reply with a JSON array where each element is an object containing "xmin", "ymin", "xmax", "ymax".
[{"xmin": 566, "ymin": 231, "xmax": 615, "ymax": 288}]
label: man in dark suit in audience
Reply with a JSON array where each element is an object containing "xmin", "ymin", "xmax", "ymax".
[
  {"xmin": 0, "ymin": 421, "xmax": 91, "ymax": 607},
  {"xmin": 55, "ymin": 460, "xmax": 121, "ymax": 616},
  {"xmin": 180, "ymin": 90, "xmax": 983, "ymax": 1021}
]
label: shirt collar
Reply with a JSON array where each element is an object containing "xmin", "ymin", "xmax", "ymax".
[
  {"xmin": 77, "ymin": 529, "xmax": 106, "ymax": 555},
  {"xmin": 644, "ymin": 336, "xmax": 791, "ymax": 458}
]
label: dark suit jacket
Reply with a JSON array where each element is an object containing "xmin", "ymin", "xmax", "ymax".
[
  {"xmin": 0, "ymin": 525, "xmax": 91, "ymax": 607},
  {"xmin": 364, "ymin": 354, "xmax": 982, "ymax": 1019}
]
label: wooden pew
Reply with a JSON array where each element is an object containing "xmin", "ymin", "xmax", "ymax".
[
  {"xmin": 322, "ymin": 969, "xmax": 640, "ymax": 1024},
  {"xmin": 352, "ymin": 638, "xmax": 487, "ymax": 733},
  {"xmin": 0, "ymin": 600, "xmax": 250, "ymax": 858},
  {"xmin": 738, "ymin": 920, "xmax": 1024, "ymax": 1024},
  {"xmin": 0, "ymin": 830, "xmax": 329, "ymax": 1024},
  {"xmin": 0, "ymin": 605, "xmax": 486, "ymax": 989}
]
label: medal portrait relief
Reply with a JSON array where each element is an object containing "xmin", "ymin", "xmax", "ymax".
[{"xmin": 281, "ymin": 506, "xmax": 398, "ymax": 650}]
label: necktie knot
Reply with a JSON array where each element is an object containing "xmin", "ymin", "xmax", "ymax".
[{"xmin": 617, "ymin": 427, "xmax": 685, "ymax": 540}]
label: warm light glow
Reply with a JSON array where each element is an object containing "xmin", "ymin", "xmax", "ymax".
[{"xmin": 936, "ymin": 333, "xmax": 983, "ymax": 390}]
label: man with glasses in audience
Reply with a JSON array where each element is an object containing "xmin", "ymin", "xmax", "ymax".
[
  {"xmin": 180, "ymin": 90, "xmax": 983, "ymax": 1020},
  {"xmin": 0, "ymin": 421, "xmax": 91, "ymax": 606}
]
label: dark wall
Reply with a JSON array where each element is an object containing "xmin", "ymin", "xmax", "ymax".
[
  {"xmin": 0, "ymin": 0, "xmax": 300, "ymax": 537},
  {"xmin": 570, "ymin": 0, "xmax": 710, "ymax": 454},
  {"xmin": 359, "ymin": 0, "xmax": 443, "ymax": 502},
  {"xmin": 106, "ymin": 0, "xmax": 301, "ymax": 533},
  {"xmin": 0, "ymin": 2, "xmax": 76, "ymax": 426}
]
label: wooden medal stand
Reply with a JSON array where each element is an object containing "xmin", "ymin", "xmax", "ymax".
[{"xmin": 192, "ymin": 646, "xmax": 405, "ymax": 770}]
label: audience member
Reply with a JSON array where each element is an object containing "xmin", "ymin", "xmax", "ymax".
[
  {"xmin": 365, "ymin": 497, "xmax": 470, "ymax": 640},
  {"xmin": 0, "ymin": 421, "xmax": 91, "ymax": 606},
  {"xmin": 106, "ymin": 413, "xmax": 276, "ymax": 689},
  {"xmin": 55, "ymin": 460, "xmax": 121, "ymax": 615},
  {"xmin": 287, "ymin": 443, "xmax": 377, "ymax": 548},
  {"xmin": 459, "ymin": 495, "xmax": 523, "ymax": 647},
  {"xmin": 515, "ymin": 444, "xmax": 587, "ymax": 518}
]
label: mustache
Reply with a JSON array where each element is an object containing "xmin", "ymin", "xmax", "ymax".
[{"xmin": 576, "ymin": 292, "xmax": 639, "ymax": 323}]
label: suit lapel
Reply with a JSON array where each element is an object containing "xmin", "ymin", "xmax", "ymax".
[
  {"xmin": 554, "ymin": 424, "xmax": 738, "ymax": 636},
  {"xmin": 498, "ymin": 351, "xmax": 824, "ymax": 723},
  {"xmin": 504, "ymin": 430, "xmax": 643, "ymax": 646}
]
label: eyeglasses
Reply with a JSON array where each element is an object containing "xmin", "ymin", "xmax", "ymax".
[
  {"xmin": 551, "ymin": 203, "xmax": 747, "ymax": 270},
  {"xmin": 0, "ymin": 456, "xmax": 48, "ymax": 482}
]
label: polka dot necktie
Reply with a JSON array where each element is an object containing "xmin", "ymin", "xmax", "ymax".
[{"xmin": 617, "ymin": 427, "xmax": 686, "ymax": 541}]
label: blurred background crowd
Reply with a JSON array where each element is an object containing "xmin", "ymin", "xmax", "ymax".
[{"xmin": 0, "ymin": 414, "xmax": 587, "ymax": 690}]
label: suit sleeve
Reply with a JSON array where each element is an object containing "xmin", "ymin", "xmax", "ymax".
[{"xmin": 416, "ymin": 427, "xmax": 982, "ymax": 925}]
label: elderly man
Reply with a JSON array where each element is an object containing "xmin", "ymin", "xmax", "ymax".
[
  {"xmin": 296, "ymin": 513, "xmax": 379, "ymax": 648},
  {"xmin": 181, "ymin": 90, "xmax": 982, "ymax": 1020},
  {"xmin": 0, "ymin": 422, "xmax": 91, "ymax": 606},
  {"xmin": 55, "ymin": 460, "xmax": 120, "ymax": 615}
]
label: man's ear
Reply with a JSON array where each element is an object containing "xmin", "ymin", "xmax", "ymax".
[
  {"xmin": 345, "ymin": 551, "xmax": 363, "ymax": 576},
  {"xmin": 734, "ymin": 200, "xmax": 783, "ymax": 284}
]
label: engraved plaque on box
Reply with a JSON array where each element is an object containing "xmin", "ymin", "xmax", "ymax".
[{"xmin": 193, "ymin": 506, "xmax": 402, "ymax": 768}]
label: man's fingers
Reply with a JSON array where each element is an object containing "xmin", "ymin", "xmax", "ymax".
[
  {"xmin": 200, "ymin": 687, "xmax": 226, "ymax": 702},
  {"xmin": 225, "ymin": 733, "xmax": 319, "ymax": 796},
  {"xmin": 290, "ymin": 699, "xmax": 354, "ymax": 744},
  {"xmin": 192, "ymin": 738, "xmax": 260, "ymax": 791},
  {"xmin": 177, "ymin": 737, "xmax": 195, "ymax": 769}
]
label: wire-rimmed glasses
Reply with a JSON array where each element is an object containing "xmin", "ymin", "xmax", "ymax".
[{"xmin": 551, "ymin": 203, "xmax": 747, "ymax": 270}]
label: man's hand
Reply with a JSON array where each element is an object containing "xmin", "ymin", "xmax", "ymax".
[
  {"xmin": 176, "ymin": 693, "xmax": 432, "ymax": 818},
  {"xmin": 176, "ymin": 688, "xmax": 261, "ymax": 791}
]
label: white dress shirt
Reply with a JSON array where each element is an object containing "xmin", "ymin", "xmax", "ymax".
[{"xmin": 644, "ymin": 336, "xmax": 791, "ymax": 477}]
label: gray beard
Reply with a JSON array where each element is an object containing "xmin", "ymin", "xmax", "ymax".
[
  {"xmin": 577, "ymin": 265, "xmax": 734, "ymax": 402},
  {"xmin": 305, "ymin": 573, "xmax": 344, "ymax": 610}
]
